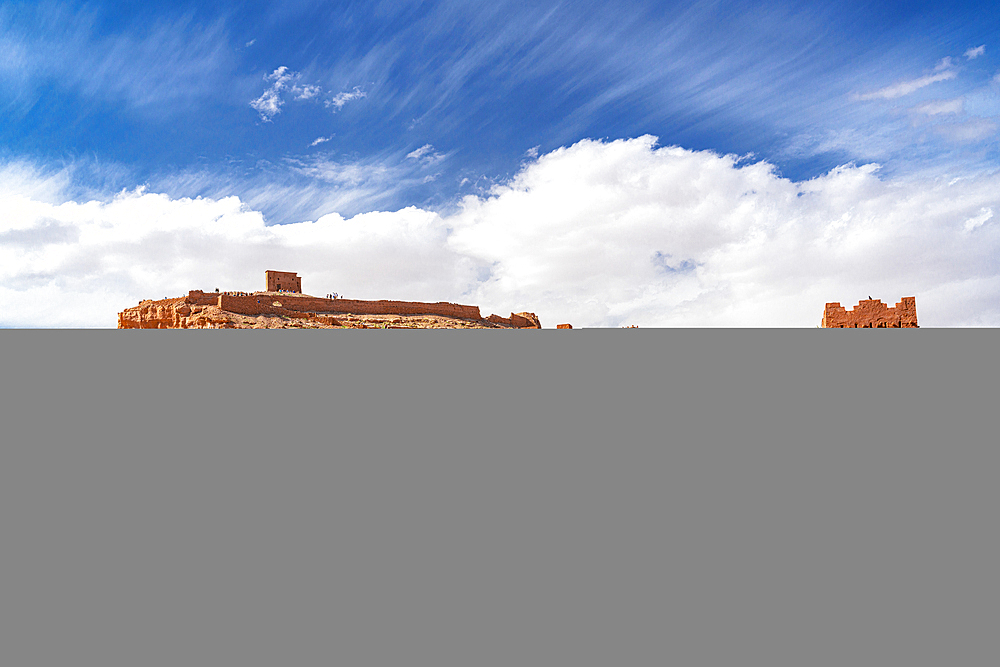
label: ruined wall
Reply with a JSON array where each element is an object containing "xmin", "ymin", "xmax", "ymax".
[
  {"xmin": 216, "ymin": 292, "xmax": 484, "ymax": 320},
  {"xmin": 511, "ymin": 312, "xmax": 541, "ymax": 328},
  {"xmin": 184, "ymin": 289, "xmax": 542, "ymax": 324},
  {"xmin": 216, "ymin": 293, "xmax": 287, "ymax": 316},
  {"xmin": 187, "ymin": 291, "xmax": 219, "ymax": 306},
  {"xmin": 486, "ymin": 312, "xmax": 542, "ymax": 328},
  {"xmin": 822, "ymin": 297, "xmax": 918, "ymax": 328}
]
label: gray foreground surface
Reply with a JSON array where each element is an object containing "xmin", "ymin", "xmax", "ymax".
[{"xmin": 1, "ymin": 330, "xmax": 995, "ymax": 667}]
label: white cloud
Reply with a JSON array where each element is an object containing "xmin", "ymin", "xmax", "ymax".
[
  {"xmin": 964, "ymin": 208, "xmax": 993, "ymax": 232},
  {"xmin": 935, "ymin": 57, "xmax": 954, "ymax": 71},
  {"xmin": 406, "ymin": 144, "xmax": 445, "ymax": 163},
  {"xmin": 0, "ymin": 178, "xmax": 472, "ymax": 327},
  {"xmin": 250, "ymin": 66, "xmax": 293, "ymax": 120},
  {"xmin": 293, "ymin": 84, "xmax": 321, "ymax": 101},
  {"xmin": 965, "ymin": 45, "xmax": 986, "ymax": 60},
  {"xmin": 855, "ymin": 69, "xmax": 957, "ymax": 101},
  {"xmin": 265, "ymin": 66, "xmax": 292, "ymax": 85},
  {"xmin": 326, "ymin": 86, "xmax": 366, "ymax": 110},
  {"xmin": 250, "ymin": 66, "xmax": 324, "ymax": 121},
  {"xmin": 249, "ymin": 89, "xmax": 283, "ymax": 120},
  {"xmin": 245, "ymin": 39, "xmax": 256, "ymax": 48},
  {"xmin": 445, "ymin": 137, "xmax": 1000, "ymax": 326},
  {"xmin": 407, "ymin": 144, "xmax": 435, "ymax": 160},
  {"xmin": 309, "ymin": 136, "xmax": 333, "ymax": 147},
  {"xmin": 6, "ymin": 137, "xmax": 1000, "ymax": 328},
  {"xmin": 912, "ymin": 98, "xmax": 964, "ymax": 116}
]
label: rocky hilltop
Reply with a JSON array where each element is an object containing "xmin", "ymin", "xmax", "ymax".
[{"xmin": 118, "ymin": 290, "xmax": 542, "ymax": 330}]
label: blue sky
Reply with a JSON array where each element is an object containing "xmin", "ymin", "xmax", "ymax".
[{"xmin": 2, "ymin": 1, "xmax": 1000, "ymax": 326}]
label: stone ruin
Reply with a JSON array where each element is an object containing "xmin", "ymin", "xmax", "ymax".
[{"xmin": 821, "ymin": 297, "xmax": 918, "ymax": 328}]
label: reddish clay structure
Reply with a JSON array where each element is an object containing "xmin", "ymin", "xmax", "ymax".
[
  {"xmin": 118, "ymin": 271, "xmax": 544, "ymax": 329},
  {"xmin": 821, "ymin": 297, "xmax": 918, "ymax": 328},
  {"xmin": 265, "ymin": 270, "xmax": 302, "ymax": 293},
  {"xmin": 118, "ymin": 290, "xmax": 542, "ymax": 329},
  {"xmin": 485, "ymin": 312, "xmax": 541, "ymax": 329},
  {"xmin": 557, "ymin": 324, "xmax": 573, "ymax": 329},
  {"xmin": 211, "ymin": 291, "xmax": 484, "ymax": 319}
]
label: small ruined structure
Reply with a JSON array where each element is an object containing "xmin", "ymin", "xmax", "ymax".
[
  {"xmin": 265, "ymin": 270, "xmax": 302, "ymax": 293},
  {"xmin": 821, "ymin": 297, "xmax": 918, "ymax": 328}
]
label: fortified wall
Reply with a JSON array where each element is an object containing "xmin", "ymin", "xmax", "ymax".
[
  {"xmin": 118, "ymin": 269, "xmax": 544, "ymax": 328},
  {"xmin": 821, "ymin": 297, "xmax": 918, "ymax": 328},
  {"xmin": 120, "ymin": 290, "xmax": 540, "ymax": 328},
  {"xmin": 203, "ymin": 291, "xmax": 484, "ymax": 320}
]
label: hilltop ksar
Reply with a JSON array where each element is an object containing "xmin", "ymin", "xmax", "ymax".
[{"xmin": 118, "ymin": 271, "xmax": 543, "ymax": 330}]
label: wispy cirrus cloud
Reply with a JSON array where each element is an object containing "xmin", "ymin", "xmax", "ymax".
[
  {"xmin": 3, "ymin": 0, "xmax": 996, "ymax": 224},
  {"xmin": 283, "ymin": 1, "xmax": 853, "ymax": 154},
  {"xmin": 0, "ymin": 4, "xmax": 239, "ymax": 117},
  {"xmin": 149, "ymin": 144, "xmax": 452, "ymax": 224},
  {"xmin": 779, "ymin": 42, "xmax": 1000, "ymax": 175},
  {"xmin": 932, "ymin": 118, "xmax": 999, "ymax": 143},
  {"xmin": 263, "ymin": 0, "xmax": 989, "ymax": 190},
  {"xmin": 854, "ymin": 69, "xmax": 957, "ymax": 101},
  {"xmin": 912, "ymin": 98, "xmax": 964, "ymax": 115}
]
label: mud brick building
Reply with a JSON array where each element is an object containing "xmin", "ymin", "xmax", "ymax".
[
  {"xmin": 821, "ymin": 297, "xmax": 918, "ymax": 328},
  {"xmin": 265, "ymin": 270, "xmax": 302, "ymax": 293}
]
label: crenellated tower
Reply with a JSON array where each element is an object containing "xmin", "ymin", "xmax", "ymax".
[{"xmin": 821, "ymin": 297, "xmax": 918, "ymax": 328}]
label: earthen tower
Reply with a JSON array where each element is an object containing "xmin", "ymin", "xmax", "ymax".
[
  {"xmin": 821, "ymin": 297, "xmax": 918, "ymax": 328},
  {"xmin": 265, "ymin": 270, "xmax": 301, "ymax": 293}
]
